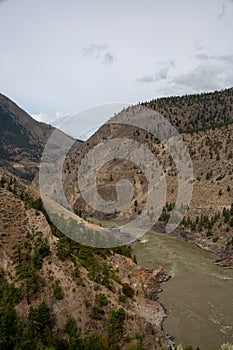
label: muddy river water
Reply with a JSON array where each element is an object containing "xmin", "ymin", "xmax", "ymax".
[{"xmin": 133, "ymin": 231, "xmax": 233, "ymax": 350}]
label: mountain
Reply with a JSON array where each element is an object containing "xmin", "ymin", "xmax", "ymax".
[
  {"xmin": 0, "ymin": 90, "xmax": 233, "ymax": 349},
  {"xmin": 0, "ymin": 170, "xmax": 171, "ymax": 349},
  {"xmin": 0, "ymin": 94, "xmax": 172, "ymax": 349},
  {"xmin": 142, "ymin": 87, "xmax": 233, "ymax": 132},
  {"xmin": 0, "ymin": 93, "xmax": 54, "ymax": 180},
  {"xmin": 63, "ymin": 88, "xmax": 233, "ymax": 265}
]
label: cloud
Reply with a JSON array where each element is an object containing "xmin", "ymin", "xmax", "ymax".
[
  {"xmin": 171, "ymin": 50, "xmax": 233, "ymax": 92},
  {"xmin": 157, "ymin": 59, "xmax": 176, "ymax": 68},
  {"xmin": 216, "ymin": 4, "xmax": 226, "ymax": 19},
  {"xmin": 82, "ymin": 43, "xmax": 115, "ymax": 64},
  {"xmin": 137, "ymin": 68, "xmax": 169, "ymax": 83},
  {"xmin": 55, "ymin": 112, "xmax": 69, "ymax": 120},
  {"xmin": 102, "ymin": 53, "xmax": 114, "ymax": 65},
  {"xmin": 83, "ymin": 43, "xmax": 107, "ymax": 58},
  {"xmin": 195, "ymin": 53, "xmax": 209, "ymax": 61},
  {"xmin": 193, "ymin": 40, "xmax": 204, "ymax": 54},
  {"xmin": 32, "ymin": 112, "xmax": 70, "ymax": 124},
  {"xmin": 171, "ymin": 55, "xmax": 233, "ymax": 92},
  {"xmin": 172, "ymin": 65, "xmax": 219, "ymax": 91},
  {"xmin": 168, "ymin": 59, "xmax": 176, "ymax": 68},
  {"xmin": 137, "ymin": 61, "xmax": 175, "ymax": 83},
  {"xmin": 31, "ymin": 113, "xmax": 51, "ymax": 123},
  {"xmin": 195, "ymin": 52, "xmax": 233, "ymax": 64},
  {"xmin": 51, "ymin": 112, "xmax": 69, "ymax": 126}
]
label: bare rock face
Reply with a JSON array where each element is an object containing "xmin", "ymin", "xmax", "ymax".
[
  {"xmin": 138, "ymin": 266, "xmax": 171, "ymax": 300},
  {"xmin": 215, "ymin": 256, "xmax": 233, "ymax": 268}
]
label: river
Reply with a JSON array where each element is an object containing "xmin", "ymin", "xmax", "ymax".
[{"xmin": 133, "ymin": 231, "xmax": 233, "ymax": 350}]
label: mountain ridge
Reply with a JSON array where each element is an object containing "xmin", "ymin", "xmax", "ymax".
[
  {"xmin": 62, "ymin": 88, "xmax": 233, "ymax": 265},
  {"xmin": 0, "ymin": 89, "xmax": 233, "ymax": 349},
  {"xmin": 142, "ymin": 87, "xmax": 233, "ymax": 133},
  {"xmin": 0, "ymin": 93, "xmax": 55, "ymax": 180}
]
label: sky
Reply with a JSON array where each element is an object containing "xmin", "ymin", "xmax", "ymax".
[{"xmin": 0, "ymin": 0, "xmax": 233, "ymax": 132}]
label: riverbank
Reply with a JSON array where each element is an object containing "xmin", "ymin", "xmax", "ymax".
[
  {"xmin": 151, "ymin": 222, "xmax": 233, "ymax": 268},
  {"xmin": 87, "ymin": 217, "xmax": 232, "ymax": 268},
  {"xmin": 108, "ymin": 252, "xmax": 173, "ymax": 349},
  {"xmin": 133, "ymin": 230, "xmax": 233, "ymax": 349},
  {"xmin": 175, "ymin": 229, "xmax": 233, "ymax": 269}
]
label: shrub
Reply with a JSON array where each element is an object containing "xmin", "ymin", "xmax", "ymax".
[
  {"xmin": 73, "ymin": 266, "xmax": 83, "ymax": 285},
  {"xmin": 64, "ymin": 316, "xmax": 82, "ymax": 350},
  {"xmin": 33, "ymin": 235, "xmax": 50, "ymax": 269},
  {"xmin": 122, "ymin": 283, "xmax": 135, "ymax": 298},
  {"xmin": 206, "ymin": 230, "xmax": 213, "ymax": 237},
  {"xmin": 0, "ymin": 278, "xmax": 20, "ymax": 350},
  {"xmin": 96, "ymin": 293, "xmax": 108, "ymax": 307},
  {"xmin": 85, "ymin": 333, "xmax": 108, "ymax": 350},
  {"xmin": 53, "ymin": 281, "xmax": 64, "ymax": 300},
  {"xmin": 91, "ymin": 306, "xmax": 105, "ymax": 319},
  {"xmin": 56, "ymin": 237, "xmax": 71, "ymax": 261},
  {"xmin": 119, "ymin": 294, "xmax": 127, "ymax": 303},
  {"xmin": 28, "ymin": 302, "xmax": 51, "ymax": 334},
  {"xmin": 107, "ymin": 308, "xmax": 126, "ymax": 346}
]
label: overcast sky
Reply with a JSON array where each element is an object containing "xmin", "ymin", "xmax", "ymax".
[{"xmin": 0, "ymin": 0, "xmax": 233, "ymax": 130}]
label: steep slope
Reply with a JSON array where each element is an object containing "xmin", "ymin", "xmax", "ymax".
[
  {"xmin": 0, "ymin": 94, "xmax": 54, "ymax": 180},
  {"xmin": 0, "ymin": 171, "xmax": 171, "ymax": 350},
  {"xmin": 0, "ymin": 89, "xmax": 232, "ymax": 349},
  {"xmin": 142, "ymin": 87, "xmax": 233, "ymax": 132},
  {"xmin": 63, "ymin": 89, "xmax": 233, "ymax": 265}
]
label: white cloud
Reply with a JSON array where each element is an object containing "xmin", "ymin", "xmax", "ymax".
[
  {"xmin": 171, "ymin": 56, "xmax": 233, "ymax": 92},
  {"xmin": 216, "ymin": 4, "xmax": 226, "ymax": 19},
  {"xmin": 102, "ymin": 53, "xmax": 114, "ymax": 65},
  {"xmin": 82, "ymin": 43, "xmax": 107, "ymax": 58},
  {"xmin": 195, "ymin": 53, "xmax": 233, "ymax": 65},
  {"xmin": 31, "ymin": 113, "xmax": 50, "ymax": 123},
  {"xmin": 137, "ymin": 67, "xmax": 169, "ymax": 83},
  {"xmin": 193, "ymin": 40, "xmax": 204, "ymax": 53},
  {"xmin": 55, "ymin": 112, "xmax": 69, "ymax": 120},
  {"xmin": 31, "ymin": 112, "xmax": 69, "ymax": 125},
  {"xmin": 137, "ymin": 60, "xmax": 176, "ymax": 83},
  {"xmin": 82, "ymin": 43, "xmax": 115, "ymax": 65}
]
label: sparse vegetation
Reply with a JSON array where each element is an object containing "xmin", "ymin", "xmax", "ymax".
[
  {"xmin": 107, "ymin": 308, "xmax": 126, "ymax": 348},
  {"xmin": 33, "ymin": 233, "xmax": 50, "ymax": 269},
  {"xmin": 53, "ymin": 280, "xmax": 64, "ymax": 300},
  {"xmin": 1, "ymin": 88, "xmax": 233, "ymax": 350},
  {"xmin": 122, "ymin": 283, "xmax": 135, "ymax": 298}
]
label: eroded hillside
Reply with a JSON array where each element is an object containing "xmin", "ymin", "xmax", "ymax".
[
  {"xmin": 0, "ymin": 171, "xmax": 171, "ymax": 350},
  {"xmin": 63, "ymin": 91, "xmax": 233, "ymax": 265}
]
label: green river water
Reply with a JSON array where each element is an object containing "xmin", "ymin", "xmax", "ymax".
[{"xmin": 133, "ymin": 231, "xmax": 233, "ymax": 350}]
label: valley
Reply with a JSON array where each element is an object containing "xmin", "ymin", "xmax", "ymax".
[{"xmin": 0, "ymin": 88, "xmax": 233, "ymax": 349}]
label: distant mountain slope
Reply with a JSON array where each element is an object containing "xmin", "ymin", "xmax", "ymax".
[
  {"xmin": 0, "ymin": 94, "xmax": 55, "ymax": 180},
  {"xmin": 142, "ymin": 87, "xmax": 233, "ymax": 132},
  {"xmin": 63, "ymin": 88, "xmax": 233, "ymax": 264}
]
